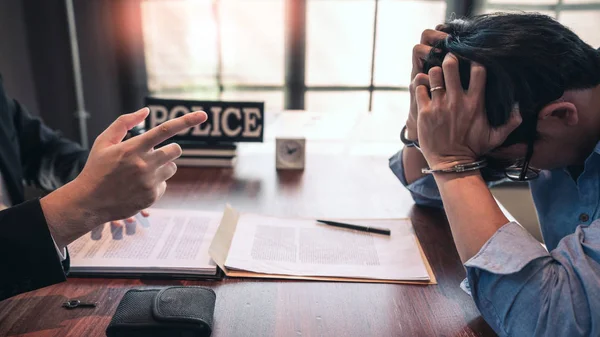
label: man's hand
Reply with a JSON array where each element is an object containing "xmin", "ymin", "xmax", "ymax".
[
  {"xmin": 415, "ymin": 54, "xmax": 521, "ymax": 170},
  {"xmin": 406, "ymin": 28, "xmax": 448, "ymax": 140},
  {"xmin": 400, "ymin": 27, "xmax": 449, "ymax": 185},
  {"xmin": 41, "ymin": 107, "xmax": 208, "ymax": 248},
  {"xmin": 413, "ymin": 53, "xmax": 517, "ymax": 262},
  {"xmin": 111, "ymin": 209, "xmax": 150, "ymax": 228}
]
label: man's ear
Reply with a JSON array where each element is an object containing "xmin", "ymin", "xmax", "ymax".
[{"xmin": 538, "ymin": 101, "xmax": 578, "ymax": 126}]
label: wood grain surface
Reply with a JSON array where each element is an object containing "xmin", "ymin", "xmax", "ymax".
[{"xmin": 0, "ymin": 111, "xmax": 496, "ymax": 337}]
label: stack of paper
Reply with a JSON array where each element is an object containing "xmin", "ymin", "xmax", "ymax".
[
  {"xmin": 68, "ymin": 209, "xmax": 222, "ymax": 277},
  {"xmin": 69, "ymin": 206, "xmax": 435, "ymax": 284},
  {"xmin": 209, "ymin": 206, "xmax": 435, "ymax": 284}
]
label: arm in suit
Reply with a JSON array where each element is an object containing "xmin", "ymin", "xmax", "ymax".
[
  {"xmin": 8, "ymin": 97, "xmax": 89, "ymax": 191},
  {"xmin": 0, "ymin": 84, "xmax": 205, "ymax": 301},
  {"xmin": 0, "ymin": 199, "xmax": 68, "ymax": 301},
  {"xmin": 0, "ymin": 79, "xmax": 85, "ymax": 301}
]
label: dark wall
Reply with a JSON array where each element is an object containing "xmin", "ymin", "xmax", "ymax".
[
  {"xmin": 111, "ymin": 0, "xmax": 149, "ymax": 113},
  {"xmin": 0, "ymin": 0, "xmax": 40, "ymax": 114},
  {"xmin": 73, "ymin": 0, "xmax": 124, "ymax": 143},
  {"xmin": 22, "ymin": 0, "xmax": 123, "ymax": 145},
  {"xmin": 2, "ymin": 0, "xmax": 147, "ymax": 146},
  {"xmin": 22, "ymin": 0, "xmax": 79, "ymax": 141}
]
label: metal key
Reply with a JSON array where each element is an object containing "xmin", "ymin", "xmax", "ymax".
[{"xmin": 62, "ymin": 299, "xmax": 98, "ymax": 309}]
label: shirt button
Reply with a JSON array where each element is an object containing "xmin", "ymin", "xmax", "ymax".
[{"xmin": 579, "ymin": 213, "xmax": 590, "ymax": 222}]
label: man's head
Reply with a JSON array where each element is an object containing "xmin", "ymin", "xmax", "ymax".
[{"xmin": 423, "ymin": 13, "xmax": 600, "ymax": 171}]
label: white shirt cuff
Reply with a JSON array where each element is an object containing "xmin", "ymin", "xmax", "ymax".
[{"xmin": 51, "ymin": 236, "xmax": 67, "ymax": 261}]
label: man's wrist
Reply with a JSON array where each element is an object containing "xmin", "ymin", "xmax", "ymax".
[
  {"xmin": 40, "ymin": 180, "xmax": 104, "ymax": 248},
  {"xmin": 425, "ymin": 156, "xmax": 479, "ymax": 171},
  {"xmin": 432, "ymin": 169, "xmax": 483, "ymax": 184},
  {"xmin": 405, "ymin": 124, "xmax": 418, "ymax": 141}
]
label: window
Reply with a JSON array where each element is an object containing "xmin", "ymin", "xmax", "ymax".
[
  {"xmin": 141, "ymin": 0, "xmax": 600, "ymax": 121},
  {"xmin": 305, "ymin": 0, "xmax": 446, "ymax": 116},
  {"xmin": 141, "ymin": 0, "xmax": 446, "ymax": 122},
  {"xmin": 559, "ymin": 10, "xmax": 600, "ymax": 48},
  {"xmin": 483, "ymin": 0, "xmax": 600, "ymax": 48},
  {"xmin": 142, "ymin": 0, "xmax": 219, "ymax": 93},
  {"xmin": 141, "ymin": 0, "xmax": 284, "ymax": 113}
]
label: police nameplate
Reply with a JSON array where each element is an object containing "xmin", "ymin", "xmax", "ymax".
[{"xmin": 145, "ymin": 97, "xmax": 264, "ymax": 143}]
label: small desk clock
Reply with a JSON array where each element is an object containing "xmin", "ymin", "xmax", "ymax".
[{"xmin": 276, "ymin": 138, "xmax": 306, "ymax": 170}]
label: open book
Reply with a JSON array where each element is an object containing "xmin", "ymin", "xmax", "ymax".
[
  {"xmin": 69, "ymin": 206, "xmax": 435, "ymax": 284},
  {"xmin": 68, "ymin": 209, "xmax": 222, "ymax": 278}
]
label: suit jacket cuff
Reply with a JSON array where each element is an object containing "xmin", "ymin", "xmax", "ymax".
[{"xmin": 0, "ymin": 199, "xmax": 67, "ymax": 300}]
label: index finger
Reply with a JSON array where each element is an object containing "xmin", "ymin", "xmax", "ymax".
[
  {"xmin": 420, "ymin": 28, "xmax": 448, "ymax": 45},
  {"xmin": 442, "ymin": 53, "xmax": 462, "ymax": 96},
  {"xmin": 415, "ymin": 85, "xmax": 431, "ymax": 111},
  {"xmin": 468, "ymin": 62, "xmax": 487, "ymax": 97},
  {"xmin": 130, "ymin": 111, "xmax": 208, "ymax": 150},
  {"xmin": 411, "ymin": 44, "xmax": 432, "ymax": 79}
]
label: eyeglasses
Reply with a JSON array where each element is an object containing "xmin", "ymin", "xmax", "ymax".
[
  {"xmin": 503, "ymin": 159, "xmax": 540, "ymax": 181},
  {"xmin": 482, "ymin": 116, "xmax": 540, "ymax": 182},
  {"xmin": 504, "ymin": 114, "xmax": 541, "ymax": 181},
  {"xmin": 480, "ymin": 154, "xmax": 540, "ymax": 182}
]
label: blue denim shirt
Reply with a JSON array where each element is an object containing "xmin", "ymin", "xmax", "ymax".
[{"xmin": 389, "ymin": 144, "xmax": 600, "ymax": 337}]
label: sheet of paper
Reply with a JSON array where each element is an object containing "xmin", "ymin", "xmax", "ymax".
[
  {"xmin": 223, "ymin": 213, "xmax": 430, "ymax": 281},
  {"xmin": 69, "ymin": 208, "xmax": 221, "ymax": 275}
]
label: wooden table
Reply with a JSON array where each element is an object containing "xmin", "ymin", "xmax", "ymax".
[{"xmin": 0, "ymin": 112, "xmax": 496, "ymax": 337}]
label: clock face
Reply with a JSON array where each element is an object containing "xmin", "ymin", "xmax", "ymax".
[{"xmin": 277, "ymin": 139, "xmax": 304, "ymax": 166}]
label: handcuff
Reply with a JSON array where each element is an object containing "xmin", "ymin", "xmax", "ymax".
[
  {"xmin": 400, "ymin": 125, "xmax": 420, "ymax": 149},
  {"xmin": 401, "ymin": 125, "xmax": 487, "ymax": 175}
]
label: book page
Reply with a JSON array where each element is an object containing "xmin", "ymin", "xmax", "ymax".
[
  {"xmin": 224, "ymin": 213, "xmax": 430, "ymax": 281},
  {"xmin": 68, "ymin": 208, "xmax": 221, "ymax": 275}
]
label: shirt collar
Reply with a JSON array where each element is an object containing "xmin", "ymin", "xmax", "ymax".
[
  {"xmin": 582, "ymin": 141, "xmax": 600, "ymax": 169},
  {"xmin": 594, "ymin": 141, "xmax": 600, "ymax": 155}
]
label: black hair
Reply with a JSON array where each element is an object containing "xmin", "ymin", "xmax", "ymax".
[{"xmin": 423, "ymin": 13, "xmax": 600, "ymax": 147}]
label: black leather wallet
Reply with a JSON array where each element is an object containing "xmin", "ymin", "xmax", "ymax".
[{"xmin": 106, "ymin": 286, "xmax": 216, "ymax": 337}]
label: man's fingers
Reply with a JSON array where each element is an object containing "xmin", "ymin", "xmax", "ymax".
[
  {"xmin": 428, "ymin": 66, "xmax": 445, "ymax": 100},
  {"xmin": 415, "ymin": 85, "xmax": 431, "ymax": 110},
  {"xmin": 411, "ymin": 44, "xmax": 433, "ymax": 79},
  {"xmin": 435, "ymin": 23, "xmax": 447, "ymax": 31},
  {"xmin": 420, "ymin": 29, "xmax": 448, "ymax": 45},
  {"xmin": 468, "ymin": 62, "xmax": 487, "ymax": 97},
  {"xmin": 507, "ymin": 110, "xmax": 523, "ymax": 130},
  {"xmin": 410, "ymin": 73, "xmax": 430, "ymax": 95},
  {"xmin": 156, "ymin": 181, "xmax": 167, "ymax": 201},
  {"xmin": 442, "ymin": 53, "xmax": 463, "ymax": 96},
  {"xmin": 99, "ymin": 108, "xmax": 149, "ymax": 145},
  {"xmin": 132, "ymin": 111, "xmax": 208, "ymax": 150},
  {"xmin": 492, "ymin": 110, "xmax": 522, "ymax": 145},
  {"xmin": 141, "ymin": 209, "xmax": 150, "ymax": 217},
  {"xmin": 156, "ymin": 161, "xmax": 178, "ymax": 182},
  {"xmin": 147, "ymin": 143, "xmax": 183, "ymax": 166},
  {"xmin": 111, "ymin": 220, "xmax": 126, "ymax": 227},
  {"xmin": 412, "ymin": 26, "xmax": 448, "ymax": 80}
]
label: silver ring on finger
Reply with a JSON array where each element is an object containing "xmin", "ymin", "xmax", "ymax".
[{"xmin": 430, "ymin": 86, "xmax": 445, "ymax": 93}]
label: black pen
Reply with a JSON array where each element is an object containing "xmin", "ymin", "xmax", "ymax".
[{"xmin": 316, "ymin": 220, "xmax": 391, "ymax": 236}]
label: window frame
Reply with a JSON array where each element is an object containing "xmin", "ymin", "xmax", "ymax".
[
  {"xmin": 145, "ymin": 0, "xmax": 460, "ymax": 111},
  {"xmin": 142, "ymin": 0, "xmax": 600, "ymax": 112},
  {"xmin": 484, "ymin": 0, "xmax": 600, "ymax": 19}
]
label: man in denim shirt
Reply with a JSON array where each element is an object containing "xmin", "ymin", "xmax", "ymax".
[{"xmin": 391, "ymin": 14, "xmax": 600, "ymax": 336}]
